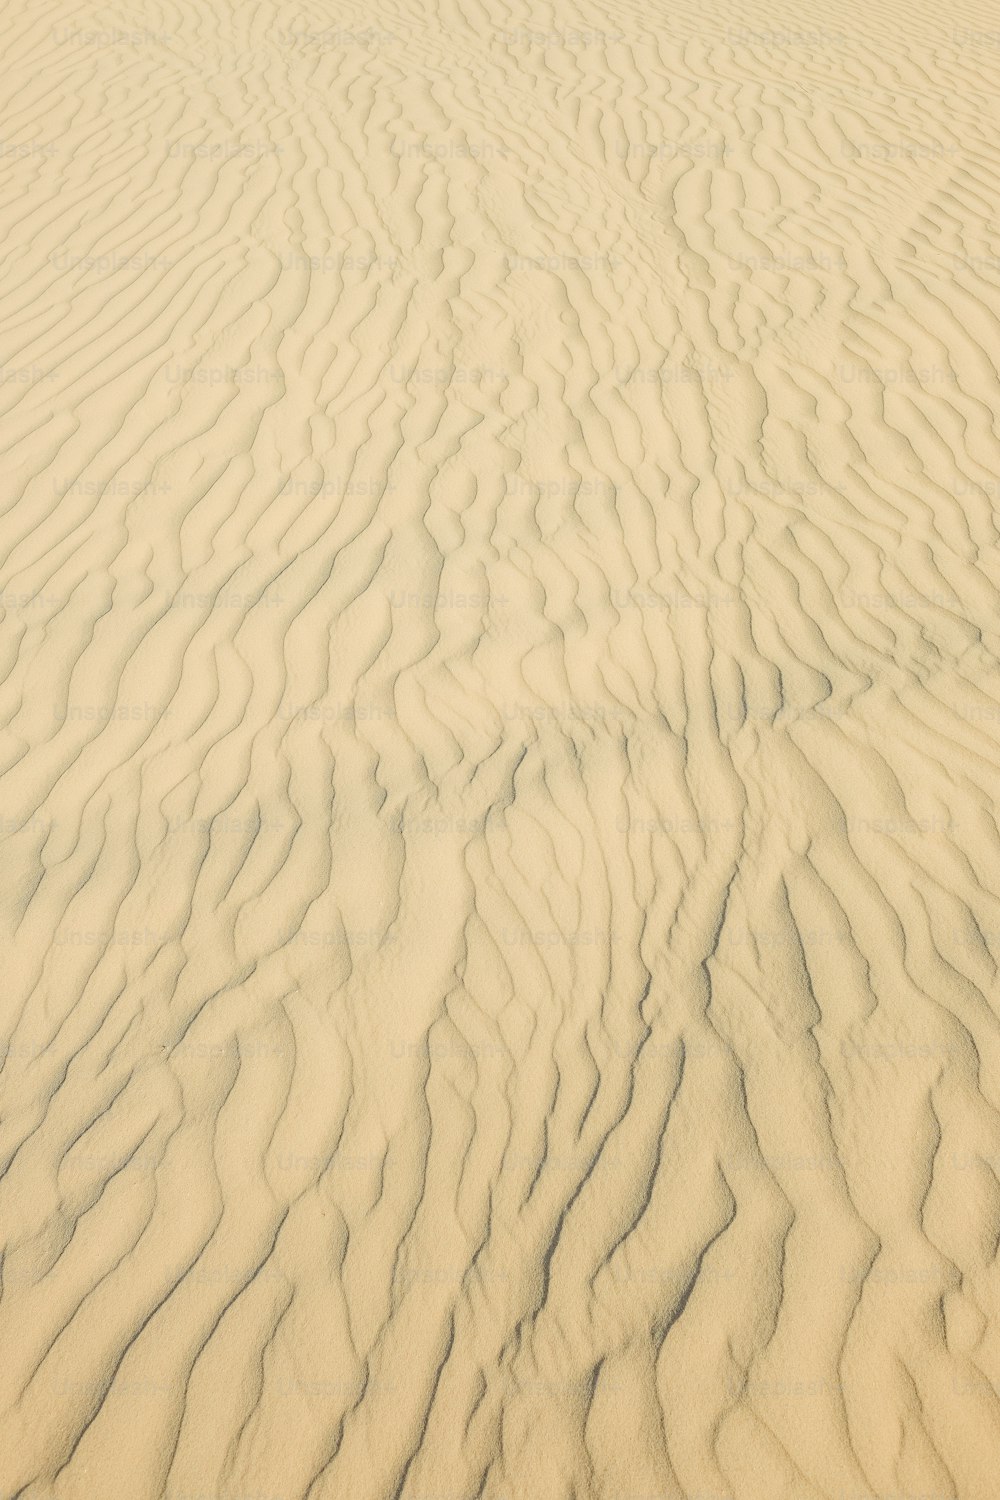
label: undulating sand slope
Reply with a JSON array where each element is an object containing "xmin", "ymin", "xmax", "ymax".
[{"xmin": 2, "ymin": 0, "xmax": 1000, "ymax": 1496}]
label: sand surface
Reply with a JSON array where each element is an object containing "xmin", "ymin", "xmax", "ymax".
[{"xmin": 2, "ymin": 1, "xmax": 1000, "ymax": 1496}]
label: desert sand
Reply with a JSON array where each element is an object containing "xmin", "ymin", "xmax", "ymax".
[{"xmin": 2, "ymin": 0, "xmax": 1000, "ymax": 1496}]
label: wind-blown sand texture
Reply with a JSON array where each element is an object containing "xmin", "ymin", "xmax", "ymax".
[{"xmin": 2, "ymin": 0, "xmax": 1000, "ymax": 1496}]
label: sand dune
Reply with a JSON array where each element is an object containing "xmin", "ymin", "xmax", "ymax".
[{"xmin": 2, "ymin": 0, "xmax": 1000, "ymax": 1495}]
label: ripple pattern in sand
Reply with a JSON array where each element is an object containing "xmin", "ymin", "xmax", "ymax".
[{"xmin": 2, "ymin": 2, "xmax": 1000, "ymax": 1497}]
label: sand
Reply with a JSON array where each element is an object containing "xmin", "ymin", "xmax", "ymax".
[{"xmin": 1, "ymin": 0, "xmax": 999, "ymax": 1496}]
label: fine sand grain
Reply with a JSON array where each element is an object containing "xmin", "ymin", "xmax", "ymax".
[{"xmin": 2, "ymin": 1, "xmax": 1000, "ymax": 1497}]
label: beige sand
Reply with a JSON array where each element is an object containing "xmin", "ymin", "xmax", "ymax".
[{"xmin": 1, "ymin": 0, "xmax": 1000, "ymax": 1496}]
